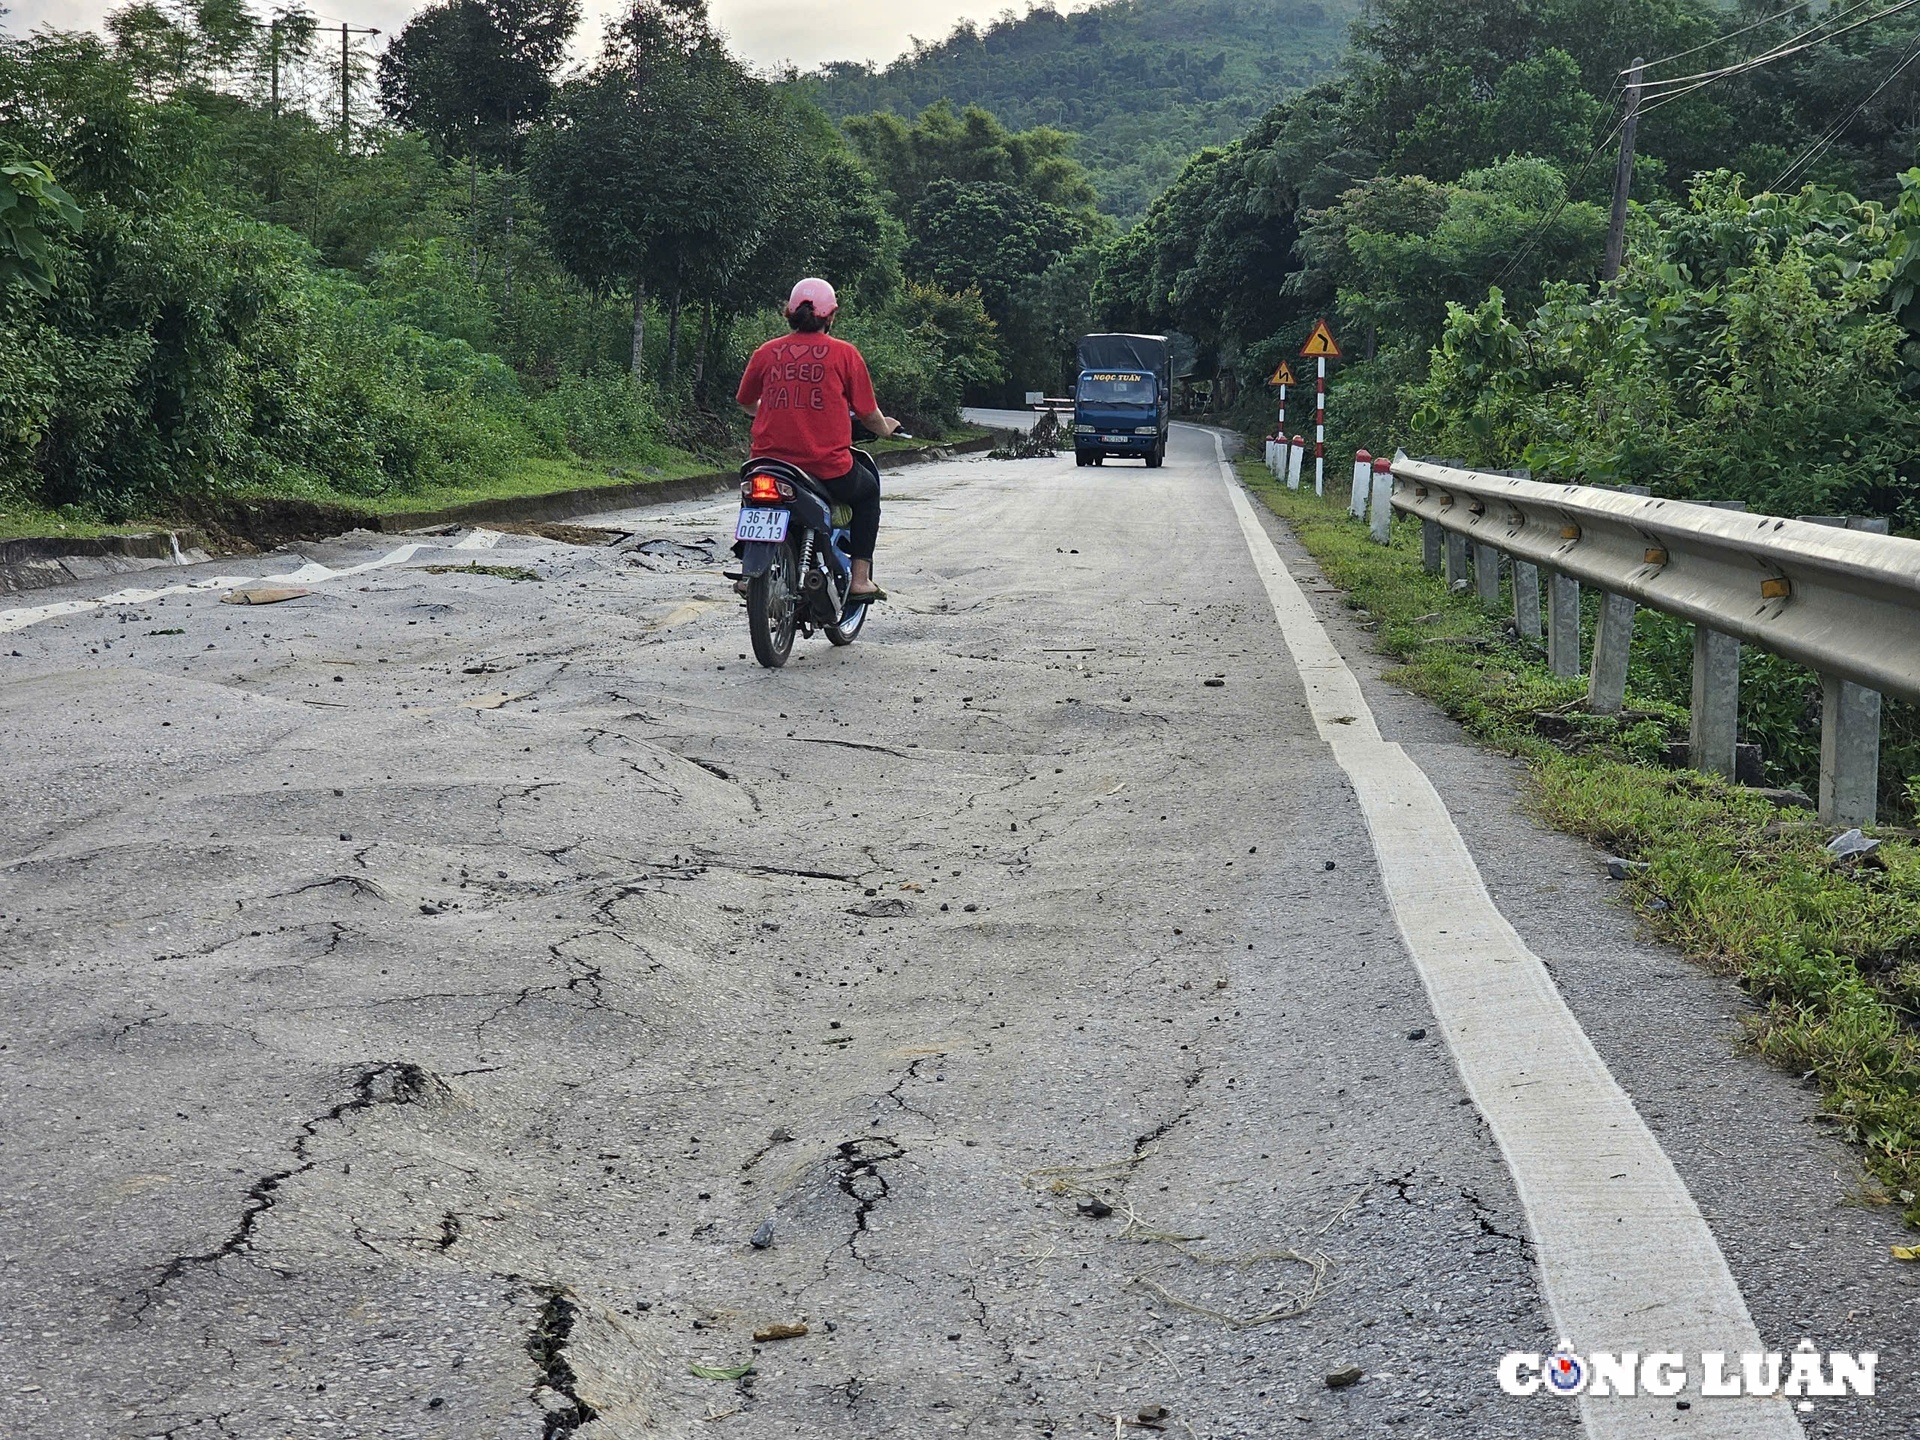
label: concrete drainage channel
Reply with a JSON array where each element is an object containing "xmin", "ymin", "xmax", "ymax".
[{"xmin": 0, "ymin": 433, "xmax": 1006, "ymax": 596}]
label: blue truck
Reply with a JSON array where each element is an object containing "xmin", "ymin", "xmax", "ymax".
[{"xmin": 1073, "ymin": 333, "xmax": 1171, "ymax": 469}]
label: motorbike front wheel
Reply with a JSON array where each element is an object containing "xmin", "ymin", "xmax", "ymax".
[{"xmin": 747, "ymin": 541, "xmax": 798, "ymax": 668}]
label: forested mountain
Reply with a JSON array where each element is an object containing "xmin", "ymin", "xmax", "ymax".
[{"xmin": 799, "ymin": 0, "xmax": 1355, "ymax": 217}]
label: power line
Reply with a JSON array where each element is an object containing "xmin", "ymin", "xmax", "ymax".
[
  {"xmin": 1479, "ymin": 0, "xmax": 1920, "ymax": 296},
  {"xmin": 1635, "ymin": 0, "xmax": 1920, "ymax": 97},
  {"xmin": 1770, "ymin": 28, "xmax": 1920, "ymax": 187},
  {"xmin": 1630, "ymin": 0, "xmax": 1883, "ymax": 77},
  {"xmin": 1632, "ymin": 0, "xmax": 1876, "ymax": 75}
]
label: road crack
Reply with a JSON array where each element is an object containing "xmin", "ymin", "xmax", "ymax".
[
  {"xmin": 528, "ymin": 1288, "xmax": 599, "ymax": 1439},
  {"xmin": 126, "ymin": 1062, "xmax": 444, "ymax": 1319},
  {"xmin": 834, "ymin": 1135, "xmax": 907, "ymax": 1266}
]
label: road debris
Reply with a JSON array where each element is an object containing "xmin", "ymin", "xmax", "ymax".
[
  {"xmin": 1078, "ymin": 1197, "xmax": 1115, "ymax": 1219},
  {"xmin": 221, "ymin": 586, "xmax": 312, "ymax": 605},
  {"xmin": 417, "ymin": 562, "xmax": 540, "ymax": 581},
  {"xmin": 461, "ymin": 691, "xmax": 531, "ymax": 710},
  {"xmin": 752, "ymin": 1322, "xmax": 808, "ymax": 1343},
  {"xmin": 750, "ymin": 1218, "xmax": 776, "ymax": 1250},
  {"xmin": 1825, "ymin": 828, "xmax": 1883, "ymax": 860},
  {"xmin": 1605, "ymin": 856, "xmax": 1651, "ymax": 880},
  {"xmin": 689, "ymin": 1362, "xmax": 753, "ymax": 1381},
  {"xmin": 1325, "ymin": 1365, "xmax": 1364, "ymax": 1388}
]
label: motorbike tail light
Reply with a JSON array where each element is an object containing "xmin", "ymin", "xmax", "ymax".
[{"xmin": 745, "ymin": 472, "xmax": 792, "ymax": 503}]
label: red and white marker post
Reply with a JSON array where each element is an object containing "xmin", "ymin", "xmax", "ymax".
[
  {"xmin": 1299, "ymin": 320, "xmax": 1342, "ymax": 498},
  {"xmin": 1314, "ymin": 361, "xmax": 1326, "ymax": 495},
  {"xmin": 1350, "ymin": 447, "xmax": 1372, "ymax": 520},
  {"xmin": 1266, "ymin": 361, "xmax": 1295, "ymax": 478}
]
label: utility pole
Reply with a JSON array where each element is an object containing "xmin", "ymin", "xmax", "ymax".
[
  {"xmin": 338, "ymin": 22, "xmax": 380, "ymax": 155},
  {"xmin": 269, "ymin": 19, "xmax": 280, "ymax": 118},
  {"xmin": 1604, "ymin": 58, "xmax": 1644, "ymax": 282}
]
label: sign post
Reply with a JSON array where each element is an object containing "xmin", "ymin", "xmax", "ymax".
[
  {"xmin": 1269, "ymin": 361, "xmax": 1295, "ymax": 437},
  {"xmin": 1300, "ymin": 321, "xmax": 1341, "ymax": 497}
]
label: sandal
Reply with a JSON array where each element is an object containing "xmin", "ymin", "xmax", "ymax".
[{"xmin": 846, "ymin": 587, "xmax": 887, "ymax": 604}]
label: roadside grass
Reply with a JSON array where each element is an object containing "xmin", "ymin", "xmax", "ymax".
[
  {"xmin": 0, "ymin": 428, "xmax": 988, "ymax": 543},
  {"xmin": 289, "ymin": 452, "xmax": 716, "ymax": 518},
  {"xmin": 0, "ymin": 501, "xmax": 148, "ymax": 542},
  {"xmin": 1240, "ymin": 459, "xmax": 1920, "ymax": 1223},
  {"xmin": 0, "ymin": 451, "xmax": 710, "ymax": 540}
]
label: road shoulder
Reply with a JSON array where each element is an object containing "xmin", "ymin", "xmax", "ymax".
[{"xmin": 1235, "ymin": 465, "xmax": 1920, "ymax": 1435}]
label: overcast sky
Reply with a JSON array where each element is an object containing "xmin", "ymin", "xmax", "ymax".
[{"xmin": 2, "ymin": 0, "xmax": 1093, "ymax": 71}]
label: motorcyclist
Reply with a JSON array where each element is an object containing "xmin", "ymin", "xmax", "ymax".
[{"xmin": 736, "ymin": 278, "xmax": 900, "ymax": 603}]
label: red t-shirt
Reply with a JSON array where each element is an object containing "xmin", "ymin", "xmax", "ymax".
[{"xmin": 736, "ymin": 333, "xmax": 879, "ymax": 480}]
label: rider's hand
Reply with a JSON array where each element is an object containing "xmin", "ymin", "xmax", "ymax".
[{"xmin": 883, "ymin": 416, "xmax": 902, "ymax": 436}]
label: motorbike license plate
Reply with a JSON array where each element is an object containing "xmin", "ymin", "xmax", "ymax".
[{"xmin": 735, "ymin": 507, "xmax": 790, "ymax": 543}]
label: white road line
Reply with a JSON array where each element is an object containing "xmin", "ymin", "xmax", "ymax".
[
  {"xmin": 0, "ymin": 535, "xmax": 498, "ymax": 636},
  {"xmin": 1212, "ymin": 434, "xmax": 1802, "ymax": 1438}
]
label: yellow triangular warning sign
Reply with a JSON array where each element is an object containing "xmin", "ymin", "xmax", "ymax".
[
  {"xmin": 1268, "ymin": 361, "xmax": 1296, "ymax": 386},
  {"xmin": 1300, "ymin": 319, "xmax": 1342, "ymax": 359}
]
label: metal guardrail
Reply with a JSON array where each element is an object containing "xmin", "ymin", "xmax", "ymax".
[{"xmin": 1380, "ymin": 455, "xmax": 1920, "ymax": 826}]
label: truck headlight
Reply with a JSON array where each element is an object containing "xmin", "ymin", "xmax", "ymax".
[{"xmin": 1135, "ymin": 426, "xmax": 1158, "ymax": 435}]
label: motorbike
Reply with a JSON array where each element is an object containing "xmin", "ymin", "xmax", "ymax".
[{"xmin": 732, "ymin": 446, "xmax": 883, "ymax": 669}]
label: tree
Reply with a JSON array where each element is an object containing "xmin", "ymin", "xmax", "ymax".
[
  {"xmin": 907, "ymin": 179, "xmax": 1080, "ymax": 319},
  {"xmin": 105, "ymin": 0, "xmax": 260, "ymax": 97},
  {"xmin": 844, "ymin": 101, "xmax": 1101, "ymax": 224},
  {"xmin": 376, "ymin": 0, "xmax": 576, "ymax": 166},
  {"xmin": 1297, "ymin": 159, "xmax": 1607, "ymax": 349},
  {"xmin": 377, "ymin": 0, "xmax": 578, "ymax": 296},
  {"xmin": 531, "ymin": 0, "xmax": 778, "ymax": 385}
]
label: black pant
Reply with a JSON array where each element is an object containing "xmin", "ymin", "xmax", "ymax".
[{"xmin": 819, "ymin": 462, "xmax": 881, "ymax": 562}]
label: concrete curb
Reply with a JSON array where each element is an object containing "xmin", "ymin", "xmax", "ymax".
[
  {"xmin": 0, "ymin": 530, "xmax": 213, "ymax": 596},
  {"xmin": 0, "ymin": 433, "xmax": 1004, "ymax": 593}
]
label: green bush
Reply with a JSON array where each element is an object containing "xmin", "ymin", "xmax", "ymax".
[{"xmin": 1410, "ymin": 175, "xmax": 1920, "ymax": 526}]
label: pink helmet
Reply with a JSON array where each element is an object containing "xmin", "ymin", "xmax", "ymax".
[{"xmin": 786, "ymin": 277, "xmax": 838, "ymax": 320}]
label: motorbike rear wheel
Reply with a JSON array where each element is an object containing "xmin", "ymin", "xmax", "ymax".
[
  {"xmin": 826, "ymin": 598, "xmax": 868, "ymax": 646},
  {"xmin": 747, "ymin": 542, "xmax": 798, "ymax": 668}
]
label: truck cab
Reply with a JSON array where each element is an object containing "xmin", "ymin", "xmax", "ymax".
[{"xmin": 1073, "ymin": 333, "xmax": 1172, "ymax": 469}]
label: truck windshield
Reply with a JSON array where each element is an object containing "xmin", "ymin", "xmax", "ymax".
[{"xmin": 1079, "ymin": 372, "xmax": 1156, "ymax": 405}]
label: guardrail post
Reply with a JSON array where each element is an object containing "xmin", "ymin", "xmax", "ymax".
[
  {"xmin": 1820, "ymin": 675, "xmax": 1882, "ymax": 826},
  {"xmin": 1422, "ymin": 521, "xmax": 1442, "ymax": 574},
  {"xmin": 1588, "ymin": 592, "xmax": 1636, "ymax": 714},
  {"xmin": 1680, "ymin": 499, "xmax": 1748, "ymax": 781},
  {"xmin": 1369, "ymin": 458, "xmax": 1393, "ymax": 544},
  {"xmin": 1546, "ymin": 572, "xmax": 1580, "ymax": 678},
  {"xmin": 1799, "ymin": 515, "xmax": 1886, "ymax": 824},
  {"xmin": 1445, "ymin": 532, "xmax": 1469, "ymax": 590},
  {"xmin": 1689, "ymin": 627, "xmax": 1741, "ymax": 780},
  {"xmin": 1512, "ymin": 562, "xmax": 1542, "ymax": 639},
  {"xmin": 1473, "ymin": 543, "xmax": 1502, "ymax": 607}
]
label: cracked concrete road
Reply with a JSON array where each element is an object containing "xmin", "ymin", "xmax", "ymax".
[{"xmin": 3, "ymin": 423, "xmax": 1916, "ymax": 1439}]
